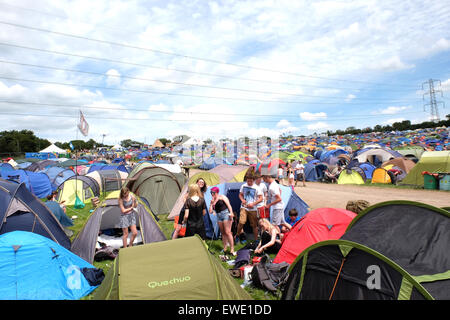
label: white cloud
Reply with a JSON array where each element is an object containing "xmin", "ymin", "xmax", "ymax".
[
  {"xmin": 306, "ymin": 121, "xmax": 330, "ymax": 131},
  {"xmin": 300, "ymin": 112, "xmax": 327, "ymax": 121},
  {"xmin": 376, "ymin": 106, "xmax": 412, "ymax": 115},
  {"xmin": 345, "ymin": 94, "xmax": 356, "ymax": 102},
  {"xmin": 276, "ymin": 119, "xmax": 291, "ymax": 128},
  {"xmin": 441, "ymin": 79, "xmax": 450, "ymax": 92},
  {"xmin": 106, "ymin": 69, "xmax": 121, "ymax": 86}
]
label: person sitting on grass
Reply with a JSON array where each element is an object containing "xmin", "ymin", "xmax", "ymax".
[{"xmin": 254, "ymin": 218, "xmax": 282, "ymax": 255}]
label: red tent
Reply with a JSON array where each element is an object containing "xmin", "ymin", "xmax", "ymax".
[{"xmin": 274, "ymin": 208, "xmax": 356, "ymax": 264}]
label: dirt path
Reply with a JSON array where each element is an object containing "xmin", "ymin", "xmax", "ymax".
[{"xmin": 292, "ymin": 182, "xmax": 450, "ymax": 210}]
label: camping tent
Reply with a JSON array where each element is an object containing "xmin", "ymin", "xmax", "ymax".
[
  {"xmin": 71, "ymin": 191, "xmax": 166, "ymax": 264},
  {"xmin": 400, "ymin": 151, "xmax": 450, "ymax": 187},
  {"xmin": 1, "ymin": 169, "xmax": 53, "ymax": 198},
  {"xmin": 0, "ymin": 179, "xmax": 71, "ymax": 249},
  {"xmin": 337, "ymin": 169, "xmax": 365, "ymax": 185},
  {"xmin": 25, "ymin": 160, "xmax": 57, "ymax": 172},
  {"xmin": 0, "ymin": 231, "xmax": 101, "ymax": 300},
  {"xmin": 125, "ymin": 163, "xmax": 186, "ymax": 215},
  {"xmin": 56, "ymin": 176, "xmax": 100, "ymax": 206},
  {"xmin": 39, "ymin": 143, "xmax": 67, "ymax": 154},
  {"xmin": 151, "ymin": 139, "xmax": 164, "ymax": 149},
  {"xmin": 354, "ymin": 148, "xmax": 402, "ymax": 165},
  {"xmin": 43, "ymin": 166, "xmax": 76, "ymax": 190},
  {"xmin": 92, "ymin": 235, "xmax": 252, "ymax": 300},
  {"xmin": 282, "ymin": 201, "xmax": 450, "ymax": 300},
  {"xmin": 86, "ymin": 169, "xmax": 128, "ymax": 193},
  {"xmin": 273, "ymin": 208, "xmax": 356, "ymax": 265}
]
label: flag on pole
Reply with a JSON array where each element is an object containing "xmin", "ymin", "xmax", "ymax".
[
  {"xmin": 77, "ymin": 110, "xmax": 89, "ymax": 136},
  {"xmin": 69, "ymin": 142, "xmax": 74, "ymax": 151}
]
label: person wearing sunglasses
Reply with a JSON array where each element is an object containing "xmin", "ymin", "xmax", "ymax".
[{"xmin": 286, "ymin": 208, "xmax": 301, "ymax": 227}]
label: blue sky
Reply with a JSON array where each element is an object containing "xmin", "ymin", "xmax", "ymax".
[{"xmin": 0, "ymin": 0, "xmax": 449, "ymax": 145}]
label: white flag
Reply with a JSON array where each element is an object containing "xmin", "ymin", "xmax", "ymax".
[{"xmin": 77, "ymin": 111, "xmax": 89, "ymax": 136}]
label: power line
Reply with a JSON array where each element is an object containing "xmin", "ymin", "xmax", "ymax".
[
  {"xmin": 0, "ymin": 75, "xmax": 424, "ymax": 105},
  {"xmin": 0, "ymin": 106, "xmax": 426, "ymax": 123},
  {"xmin": 0, "ymin": 99, "xmax": 425, "ymax": 119},
  {"xmin": 0, "ymin": 42, "xmax": 420, "ymax": 93},
  {"xmin": 0, "ymin": 59, "xmax": 422, "ymax": 102},
  {"xmin": 0, "ymin": 20, "xmax": 421, "ymax": 87}
]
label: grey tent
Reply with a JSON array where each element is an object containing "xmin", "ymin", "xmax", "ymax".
[
  {"xmin": 70, "ymin": 191, "xmax": 166, "ymax": 263},
  {"xmin": 125, "ymin": 163, "xmax": 186, "ymax": 215}
]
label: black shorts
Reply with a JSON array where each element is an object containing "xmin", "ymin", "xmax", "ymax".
[{"xmin": 296, "ymin": 173, "xmax": 305, "ymax": 181}]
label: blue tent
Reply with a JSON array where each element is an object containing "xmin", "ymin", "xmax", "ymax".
[
  {"xmin": 199, "ymin": 157, "xmax": 230, "ymax": 170},
  {"xmin": 357, "ymin": 162, "xmax": 377, "ymax": 180},
  {"xmin": 87, "ymin": 164, "xmax": 129, "ymax": 174},
  {"xmin": 319, "ymin": 149, "xmax": 348, "ymax": 163},
  {"xmin": 43, "ymin": 166, "xmax": 75, "ymax": 191},
  {"xmin": 0, "ymin": 179, "xmax": 71, "ymax": 249},
  {"xmin": 1, "ymin": 169, "xmax": 53, "ymax": 198},
  {"xmin": 304, "ymin": 162, "xmax": 328, "ymax": 181},
  {"xmin": 0, "ymin": 231, "xmax": 101, "ymax": 300}
]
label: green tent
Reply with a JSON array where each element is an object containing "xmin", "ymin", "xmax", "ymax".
[
  {"xmin": 125, "ymin": 163, "xmax": 187, "ymax": 215},
  {"xmin": 337, "ymin": 169, "xmax": 365, "ymax": 185},
  {"xmin": 286, "ymin": 151, "xmax": 310, "ymax": 162},
  {"xmin": 93, "ymin": 235, "xmax": 252, "ymax": 300},
  {"xmin": 400, "ymin": 151, "xmax": 450, "ymax": 187}
]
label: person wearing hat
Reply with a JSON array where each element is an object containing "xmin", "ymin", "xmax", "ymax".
[{"xmin": 209, "ymin": 186, "xmax": 236, "ymax": 256}]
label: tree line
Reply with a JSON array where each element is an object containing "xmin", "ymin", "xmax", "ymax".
[{"xmin": 325, "ymin": 114, "xmax": 450, "ymax": 136}]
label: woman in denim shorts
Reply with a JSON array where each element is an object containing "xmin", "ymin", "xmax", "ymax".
[{"xmin": 209, "ymin": 186, "xmax": 236, "ymax": 256}]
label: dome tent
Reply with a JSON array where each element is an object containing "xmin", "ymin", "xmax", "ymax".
[
  {"xmin": 70, "ymin": 191, "xmax": 166, "ymax": 264},
  {"xmin": 0, "ymin": 179, "xmax": 70, "ymax": 250},
  {"xmin": 0, "ymin": 231, "xmax": 100, "ymax": 300},
  {"xmin": 93, "ymin": 235, "xmax": 252, "ymax": 300},
  {"xmin": 282, "ymin": 201, "xmax": 450, "ymax": 300}
]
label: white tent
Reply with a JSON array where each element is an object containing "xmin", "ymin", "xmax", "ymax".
[
  {"xmin": 111, "ymin": 144, "xmax": 123, "ymax": 150},
  {"xmin": 39, "ymin": 143, "xmax": 67, "ymax": 154}
]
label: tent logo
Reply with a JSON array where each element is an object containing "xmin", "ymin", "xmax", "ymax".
[
  {"xmin": 366, "ymin": 265, "xmax": 381, "ymax": 290},
  {"xmin": 148, "ymin": 275, "xmax": 191, "ymax": 289}
]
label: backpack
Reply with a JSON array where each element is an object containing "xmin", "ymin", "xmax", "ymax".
[{"xmin": 250, "ymin": 254, "xmax": 290, "ymax": 293}]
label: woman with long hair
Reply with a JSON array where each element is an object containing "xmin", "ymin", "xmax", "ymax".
[
  {"xmin": 254, "ymin": 218, "xmax": 282, "ymax": 255},
  {"xmin": 118, "ymin": 187, "xmax": 138, "ymax": 248},
  {"xmin": 181, "ymin": 184, "xmax": 207, "ymax": 240},
  {"xmin": 209, "ymin": 186, "xmax": 235, "ymax": 256},
  {"xmin": 172, "ymin": 178, "xmax": 207, "ymax": 239}
]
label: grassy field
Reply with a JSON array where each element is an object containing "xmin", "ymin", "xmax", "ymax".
[{"xmin": 66, "ymin": 196, "xmax": 278, "ymax": 300}]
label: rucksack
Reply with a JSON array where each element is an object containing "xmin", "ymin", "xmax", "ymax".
[
  {"xmin": 250, "ymin": 254, "xmax": 290, "ymax": 293},
  {"xmin": 234, "ymin": 248, "xmax": 251, "ymax": 268}
]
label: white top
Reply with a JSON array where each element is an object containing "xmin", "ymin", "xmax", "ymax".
[
  {"xmin": 239, "ymin": 183, "xmax": 263, "ymax": 211},
  {"xmin": 295, "ymin": 163, "xmax": 305, "ymax": 174},
  {"xmin": 255, "ymin": 182, "xmax": 268, "ymax": 208},
  {"xmin": 278, "ymin": 168, "xmax": 284, "ymax": 177},
  {"xmin": 268, "ymin": 181, "xmax": 284, "ymax": 210}
]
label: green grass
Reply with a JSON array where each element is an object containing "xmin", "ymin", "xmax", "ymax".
[{"xmin": 66, "ymin": 199, "xmax": 277, "ymax": 300}]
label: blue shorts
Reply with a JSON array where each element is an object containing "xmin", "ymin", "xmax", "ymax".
[{"xmin": 216, "ymin": 209, "xmax": 231, "ymax": 222}]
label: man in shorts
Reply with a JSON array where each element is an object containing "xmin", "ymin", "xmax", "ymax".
[
  {"xmin": 295, "ymin": 160, "xmax": 306, "ymax": 187},
  {"xmin": 262, "ymin": 174, "xmax": 285, "ymax": 226},
  {"xmin": 236, "ymin": 173, "xmax": 263, "ymax": 243}
]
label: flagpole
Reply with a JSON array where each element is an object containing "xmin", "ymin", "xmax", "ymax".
[{"xmin": 75, "ymin": 111, "xmax": 79, "ymax": 200}]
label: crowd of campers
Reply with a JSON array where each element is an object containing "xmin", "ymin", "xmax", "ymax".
[{"xmin": 0, "ymin": 129, "xmax": 449, "ymax": 300}]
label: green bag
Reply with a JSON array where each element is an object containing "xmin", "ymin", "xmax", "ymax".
[{"xmin": 74, "ymin": 194, "xmax": 85, "ymax": 209}]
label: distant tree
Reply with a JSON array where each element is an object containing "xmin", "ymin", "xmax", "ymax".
[{"xmin": 0, "ymin": 130, "xmax": 50, "ymax": 155}]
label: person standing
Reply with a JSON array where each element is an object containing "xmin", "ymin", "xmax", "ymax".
[
  {"xmin": 262, "ymin": 174, "xmax": 285, "ymax": 226},
  {"xmin": 181, "ymin": 184, "xmax": 207, "ymax": 240},
  {"xmin": 295, "ymin": 160, "xmax": 306, "ymax": 187},
  {"xmin": 236, "ymin": 173, "xmax": 263, "ymax": 243},
  {"xmin": 118, "ymin": 187, "xmax": 138, "ymax": 248},
  {"xmin": 209, "ymin": 186, "xmax": 236, "ymax": 256},
  {"xmin": 172, "ymin": 178, "xmax": 207, "ymax": 239}
]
